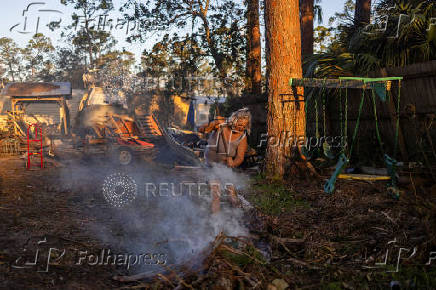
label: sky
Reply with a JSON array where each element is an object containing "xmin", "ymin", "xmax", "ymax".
[{"xmin": 0, "ymin": 0, "xmax": 347, "ymax": 62}]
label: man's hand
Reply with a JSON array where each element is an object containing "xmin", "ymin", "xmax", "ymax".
[{"xmin": 198, "ymin": 125, "xmax": 206, "ymax": 133}]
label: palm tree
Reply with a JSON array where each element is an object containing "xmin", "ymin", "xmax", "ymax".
[{"xmin": 304, "ymin": 0, "xmax": 435, "ymax": 78}]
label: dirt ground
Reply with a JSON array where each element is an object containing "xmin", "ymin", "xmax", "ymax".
[
  {"xmin": 0, "ymin": 157, "xmax": 123, "ymax": 289},
  {"xmin": 0, "ymin": 156, "xmax": 435, "ymax": 289}
]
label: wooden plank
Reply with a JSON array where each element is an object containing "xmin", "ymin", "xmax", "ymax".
[
  {"xmin": 387, "ymin": 60, "xmax": 436, "ymax": 78},
  {"xmin": 290, "ymin": 78, "xmax": 368, "ymax": 89},
  {"xmin": 289, "ymin": 77, "xmax": 401, "ymax": 89},
  {"xmin": 338, "ymin": 174, "xmax": 391, "ymax": 181}
]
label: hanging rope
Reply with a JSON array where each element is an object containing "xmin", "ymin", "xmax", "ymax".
[
  {"xmin": 371, "ymin": 88, "xmax": 384, "ymax": 153},
  {"xmin": 323, "ymin": 92, "xmax": 326, "ymax": 138},
  {"xmin": 339, "ymin": 83, "xmax": 343, "ymax": 139},
  {"xmin": 324, "ymin": 78, "xmax": 402, "ymax": 197},
  {"xmin": 315, "ymin": 98, "xmax": 319, "ymax": 140},
  {"xmin": 344, "ymin": 86, "xmax": 348, "ymax": 146},
  {"xmin": 348, "ymin": 90, "xmax": 366, "ymax": 158}
]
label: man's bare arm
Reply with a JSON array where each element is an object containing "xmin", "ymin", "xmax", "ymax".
[
  {"xmin": 227, "ymin": 137, "xmax": 248, "ymax": 168},
  {"xmin": 198, "ymin": 117, "xmax": 226, "ymax": 134}
]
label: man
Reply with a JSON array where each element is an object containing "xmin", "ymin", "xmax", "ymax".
[{"xmin": 198, "ymin": 108, "xmax": 251, "ymax": 213}]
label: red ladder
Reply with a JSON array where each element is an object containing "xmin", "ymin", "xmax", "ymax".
[{"xmin": 27, "ymin": 124, "xmax": 43, "ymax": 169}]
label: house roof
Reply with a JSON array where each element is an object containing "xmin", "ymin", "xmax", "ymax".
[{"xmin": 0, "ymin": 82, "xmax": 72, "ymax": 98}]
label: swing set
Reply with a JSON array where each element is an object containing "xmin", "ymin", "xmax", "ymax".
[{"xmin": 288, "ymin": 76, "xmax": 403, "ymax": 199}]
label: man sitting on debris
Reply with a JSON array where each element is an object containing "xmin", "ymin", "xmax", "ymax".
[{"xmin": 198, "ymin": 108, "xmax": 251, "ymax": 213}]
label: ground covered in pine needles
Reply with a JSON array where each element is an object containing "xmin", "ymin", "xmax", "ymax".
[{"xmin": 0, "ymin": 156, "xmax": 435, "ymax": 289}]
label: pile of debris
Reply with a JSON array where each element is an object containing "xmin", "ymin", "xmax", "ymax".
[
  {"xmin": 113, "ymin": 233, "xmax": 284, "ymax": 289},
  {"xmin": 0, "ymin": 112, "xmax": 30, "ymax": 157}
]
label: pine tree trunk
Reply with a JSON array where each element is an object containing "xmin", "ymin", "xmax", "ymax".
[
  {"xmin": 8, "ymin": 61, "xmax": 15, "ymax": 82},
  {"xmin": 354, "ymin": 0, "xmax": 371, "ymax": 26},
  {"xmin": 88, "ymin": 44, "xmax": 94, "ymax": 68},
  {"xmin": 264, "ymin": 0, "xmax": 304, "ymax": 179},
  {"xmin": 246, "ymin": 0, "xmax": 262, "ymax": 95},
  {"xmin": 300, "ymin": 0, "xmax": 314, "ymax": 57}
]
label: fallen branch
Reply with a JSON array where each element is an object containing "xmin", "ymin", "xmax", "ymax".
[
  {"xmin": 221, "ymin": 259, "xmax": 259, "ymax": 288},
  {"xmin": 274, "ymin": 236, "xmax": 321, "ymax": 270},
  {"xmin": 287, "ymin": 257, "xmax": 321, "ymax": 270},
  {"xmin": 271, "ymin": 235, "xmax": 305, "ymax": 245},
  {"xmin": 157, "ymin": 273, "xmax": 176, "ymax": 288},
  {"xmin": 162, "ymin": 264, "xmax": 194, "ymax": 289}
]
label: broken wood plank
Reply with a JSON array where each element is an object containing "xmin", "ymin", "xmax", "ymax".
[{"xmin": 338, "ymin": 173, "xmax": 391, "ymax": 181}]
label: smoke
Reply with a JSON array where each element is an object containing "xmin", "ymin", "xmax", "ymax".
[
  {"xmin": 79, "ymin": 104, "xmax": 127, "ymax": 128},
  {"xmin": 207, "ymin": 163, "xmax": 250, "ymax": 191},
  {"xmin": 58, "ymin": 158, "xmax": 250, "ymax": 275}
]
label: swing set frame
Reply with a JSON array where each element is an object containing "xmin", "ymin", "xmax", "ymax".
[{"xmin": 288, "ymin": 76, "xmax": 404, "ymax": 198}]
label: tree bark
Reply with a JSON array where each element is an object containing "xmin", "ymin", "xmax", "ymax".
[
  {"xmin": 354, "ymin": 0, "xmax": 371, "ymax": 27},
  {"xmin": 246, "ymin": 0, "xmax": 262, "ymax": 95},
  {"xmin": 300, "ymin": 0, "xmax": 314, "ymax": 57},
  {"xmin": 8, "ymin": 61, "xmax": 15, "ymax": 82},
  {"xmin": 264, "ymin": 0, "xmax": 304, "ymax": 178}
]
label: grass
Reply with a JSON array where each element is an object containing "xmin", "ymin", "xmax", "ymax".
[{"xmin": 247, "ymin": 174, "xmax": 310, "ymax": 216}]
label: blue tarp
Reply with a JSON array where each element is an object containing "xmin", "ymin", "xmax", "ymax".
[{"xmin": 186, "ymin": 100, "xmax": 196, "ymax": 127}]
